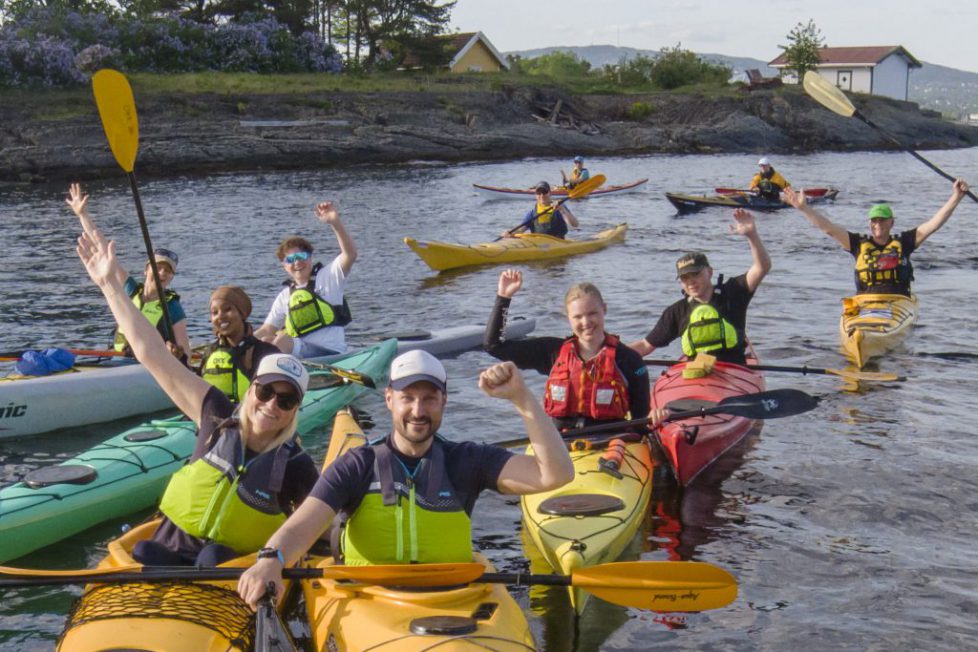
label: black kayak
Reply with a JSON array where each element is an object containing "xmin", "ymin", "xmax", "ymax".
[{"xmin": 665, "ymin": 188, "xmax": 839, "ymax": 213}]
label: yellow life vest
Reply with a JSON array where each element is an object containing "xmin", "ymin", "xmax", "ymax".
[
  {"xmin": 199, "ymin": 341, "xmax": 253, "ymax": 403},
  {"xmin": 159, "ymin": 426, "xmax": 296, "ymax": 554},
  {"xmin": 284, "ymin": 264, "xmax": 352, "ymax": 338},
  {"xmin": 853, "ymin": 237, "xmax": 913, "ymax": 293},
  {"xmin": 341, "ymin": 438, "xmax": 472, "ymax": 566},
  {"xmin": 112, "ymin": 285, "xmax": 179, "ymax": 353},
  {"xmin": 681, "ymin": 303, "xmax": 739, "ymax": 357}
]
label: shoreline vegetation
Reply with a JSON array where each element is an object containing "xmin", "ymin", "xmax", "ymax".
[{"xmin": 3, "ymin": 72, "xmax": 977, "ymax": 184}]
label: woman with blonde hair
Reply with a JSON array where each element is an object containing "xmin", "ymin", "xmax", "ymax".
[
  {"xmin": 484, "ymin": 269, "xmax": 654, "ymax": 432},
  {"xmin": 76, "ymin": 224, "xmax": 318, "ymax": 567}
]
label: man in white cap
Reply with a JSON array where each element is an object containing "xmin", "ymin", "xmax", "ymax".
[
  {"xmin": 748, "ymin": 156, "xmax": 790, "ymax": 202},
  {"xmin": 238, "ymin": 351, "xmax": 575, "ymax": 608}
]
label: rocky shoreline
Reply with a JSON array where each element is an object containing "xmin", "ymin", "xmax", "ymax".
[{"xmin": 2, "ymin": 84, "xmax": 977, "ymax": 183}]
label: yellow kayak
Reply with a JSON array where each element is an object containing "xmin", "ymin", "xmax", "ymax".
[
  {"xmin": 839, "ymin": 293, "xmax": 919, "ymax": 368},
  {"xmin": 520, "ymin": 435, "xmax": 653, "ymax": 613},
  {"xmin": 57, "ymin": 521, "xmax": 265, "ymax": 651},
  {"xmin": 301, "ymin": 410, "xmax": 537, "ymax": 650},
  {"xmin": 404, "ymin": 223, "xmax": 628, "ymax": 271}
]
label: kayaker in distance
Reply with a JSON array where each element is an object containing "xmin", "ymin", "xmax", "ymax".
[
  {"xmin": 561, "ymin": 155, "xmax": 590, "ymax": 189},
  {"xmin": 500, "ymin": 181, "xmax": 579, "ymax": 239},
  {"xmin": 628, "ymin": 208, "xmax": 771, "ymax": 365},
  {"xmin": 75, "ymin": 225, "xmax": 319, "ymax": 566},
  {"xmin": 196, "ymin": 285, "xmax": 281, "ymax": 404},
  {"xmin": 255, "ymin": 201, "xmax": 357, "ymax": 357},
  {"xmin": 783, "ymin": 180, "xmax": 971, "ymax": 296},
  {"xmin": 67, "ymin": 183, "xmax": 192, "ymax": 363},
  {"xmin": 485, "ymin": 269, "xmax": 660, "ymax": 432},
  {"xmin": 749, "ymin": 157, "xmax": 791, "ymax": 202},
  {"xmin": 236, "ymin": 351, "xmax": 576, "ymax": 610}
]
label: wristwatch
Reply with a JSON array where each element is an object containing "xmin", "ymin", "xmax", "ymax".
[{"xmin": 257, "ymin": 547, "xmax": 285, "ymax": 565}]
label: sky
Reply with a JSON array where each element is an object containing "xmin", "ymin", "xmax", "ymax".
[{"xmin": 450, "ymin": 0, "xmax": 978, "ymax": 74}]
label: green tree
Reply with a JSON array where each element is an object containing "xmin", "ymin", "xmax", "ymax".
[
  {"xmin": 648, "ymin": 44, "xmax": 730, "ymax": 90},
  {"xmin": 779, "ymin": 19, "xmax": 824, "ymax": 79},
  {"xmin": 514, "ymin": 50, "xmax": 590, "ymax": 78}
]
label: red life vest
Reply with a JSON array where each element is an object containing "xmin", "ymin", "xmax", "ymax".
[{"xmin": 544, "ymin": 334, "xmax": 629, "ymax": 420}]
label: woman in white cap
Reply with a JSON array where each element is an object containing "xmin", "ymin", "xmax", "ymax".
[
  {"xmin": 748, "ymin": 157, "xmax": 791, "ymax": 202},
  {"xmin": 76, "ymin": 224, "xmax": 319, "ymax": 567},
  {"xmin": 67, "ymin": 183, "xmax": 191, "ymax": 361}
]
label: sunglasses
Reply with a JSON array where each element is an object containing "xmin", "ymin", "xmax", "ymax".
[
  {"xmin": 253, "ymin": 382, "xmax": 301, "ymax": 410},
  {"xmin": 284, "ymin": 251, "xmax": 310, "ymax": 264}
]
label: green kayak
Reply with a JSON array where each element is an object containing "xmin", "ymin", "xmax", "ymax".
[{"xmin": 0, "ymin": 339, "xmax": 397, "ymax": 563}]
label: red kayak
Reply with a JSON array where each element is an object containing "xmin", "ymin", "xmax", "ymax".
[{"xmin": 650, "ymin": 350, "xmax": 765, "ymax": 486}]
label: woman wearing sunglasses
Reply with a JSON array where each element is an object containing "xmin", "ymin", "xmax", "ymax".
[
  {"xmin": 76, "ymin": 225, "xmax": 319, "ymax": 567},
  {"xmin": 255, "ymin": 201, "xmax": 357, "ymax": 358}
]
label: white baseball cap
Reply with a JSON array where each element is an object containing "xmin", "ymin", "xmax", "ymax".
[
  {"xmin": 757, "ymin": 156, "xmax": 771, "ymax": 166},
  {"xmin": 389, "ymin": 350, "xmax": 447, "ymax": 392},
  {"xmin": 254, "ymin": 353, "xmax": 309, "ymax": 397}
]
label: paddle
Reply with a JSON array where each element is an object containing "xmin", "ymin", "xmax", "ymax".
[
  {"xmin": 0, "ymin": 560, "xmax": 736, "ymax": 611},
  {"xmin": 91, "ymin": 69, "xmax": 176, "ymax": 345},
  {"xmin": 715, "ymin": 187, "xmax": 830, "ymax": 198},
  {"xmin": 255, "ymin": 583, "xmax": 298, "ymax": 652},
  {"xmin": 802, "ymin": 71, "xmax": 978, "ymax": 203},
  {"xmin": 0, "ymin": 348, "xmax": 128, "ymax": 361},
  {"xmin": 643, "ymin": 358, "xmax": 902, "ymax": 383},
  {"xmin": 492, "ymin": 388, "xmax": 819, "ymax": 447},
  {"xmin": 495, "ymin": 173, "xmax": 606, "ymax": 241},
  {"xmin": 302, "ymin": 361, "xmax": 377, "ymax": 388}
]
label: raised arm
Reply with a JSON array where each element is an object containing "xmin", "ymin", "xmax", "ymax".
[
  {"xmin": 317, "ymin": 201, "xmax": 357, "ymax": 276},
  {"xmin": 627, "ymin": 338, "xmax": 655, "ymax": 356},
  {"xmin": 76, "ymin": 229, "xmax": 211, "ymax": 425},
  {"xmin": 66, "ymin": 184, "xmax": 128, "ymax": 286},
  {"xmin": 482, "ymin": 362, "xmax": 574, "ymax": 495},
  {"xmin": 915, "ymin": 179, "xmax": 970, "ymax": 247},
  {"xmin": 783, "ymin": 187, "xmax": 850, "ymax": 249},
  {"xmin": 731, "ymin": 208, "xmax": 771, "ymax": 293},
  {"xmin": 237, "ymin": 496, "xmax": 336, "ymax": 610}
]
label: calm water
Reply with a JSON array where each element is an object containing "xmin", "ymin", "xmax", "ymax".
[{"xmin": 2, "ymin": 149, "xmax": 977, "ymax": 650}]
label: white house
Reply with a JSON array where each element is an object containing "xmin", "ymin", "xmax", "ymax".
[{"xmin": 769, "ymin": 46, "xmax": 922, "ymax": 101}]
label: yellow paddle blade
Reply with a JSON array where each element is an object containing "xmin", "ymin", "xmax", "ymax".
[
  {"xmin": 92, "ymin": 69, "xmax": 139, "ymax": 172},
  {"xmin": 321, "ymin": 562, "xmax": 486, "ymax": 587},
  {"xmin": 825, "ymin": 368, "xmax": 902, "ymax": 383},
  {"xmin": 572, "ymin": 561, "xmax": 737, "ymax": 612},
  {"xmin": 566, "ymin": 173, "xmax": 606, "ymax": 199},
  {"xmin": 802, "ymin": 70, "xmax": 856, "ymax": 118},
  {"xmin": 302, "ymin": 361, "xmax": 376, "ymax": 388}
]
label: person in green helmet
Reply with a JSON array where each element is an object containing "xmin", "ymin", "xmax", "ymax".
[
  {"xmin": 255, "ymin": 201, "xmax": 357, "ymax": 358},
  {"xmin": 784, "ymin": 179, "xmax": 971, "ymax": 296}
]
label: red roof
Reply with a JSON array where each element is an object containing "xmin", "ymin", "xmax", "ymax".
[{"xmin": 769, "ymin": 46, "xmax": 921, "ymax": 68}]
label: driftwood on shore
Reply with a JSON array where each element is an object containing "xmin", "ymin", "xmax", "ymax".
[{"xmin": 531, "ymin": 99, "xmax": 602, "ymax": 135}]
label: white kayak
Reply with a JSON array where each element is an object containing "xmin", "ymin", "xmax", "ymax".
[{"xmin": 0, "ymin": 319, "xmax": 535, "ymax": 440}]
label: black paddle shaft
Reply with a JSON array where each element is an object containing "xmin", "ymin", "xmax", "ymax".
[
  {"xmin": 128, "ymin": 171, "xmax": 176, "ymax": 343},
  {"xmin": 856, "ymin": 112, "xmax": 978, "ymax": 203}
]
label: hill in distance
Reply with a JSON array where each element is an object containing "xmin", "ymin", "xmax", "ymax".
[{"xmin": 506, "ymin": 45, "xmax": 978, "ymax": 116}]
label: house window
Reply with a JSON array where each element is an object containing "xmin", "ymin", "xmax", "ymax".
[
  {"xmin": 836, "ymin": 70, "xmax": 852, "ymax": 91},
  {"xmin": 468, "ymin": 64, "xmax": 482, "ymax": 72}
]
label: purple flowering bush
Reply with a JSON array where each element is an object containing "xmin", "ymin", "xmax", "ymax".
[{"xmin": 0, "ymin": 8, "xmax": 343, "ymax": 86}]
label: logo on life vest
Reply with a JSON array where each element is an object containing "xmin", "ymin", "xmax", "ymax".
[
  {"xmin": 595, "ymin": 389, "xmax": 615, "ymax": 405},
  {"xmin": 549, "ymin": 385, "xmax": 567, "ymax": 402}
]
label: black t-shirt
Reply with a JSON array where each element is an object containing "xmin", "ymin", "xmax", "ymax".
[
  {"xmin": 310, "ymin": 434, "xmax": 514, "ymax": 517},
  {"xmin": 847, "ymin": 229, "xmax": 918, "ymax": 295},
  {"xmin": 643, "ymin": 274, "xmax": 754, "ymax": 364},
  {"xmin": 150, "ymin": 386, "xmax": 319, "ymax": 559},
  {"xmin": 483, "ymin": 295, "xmax": 651, "ymax": 424}
]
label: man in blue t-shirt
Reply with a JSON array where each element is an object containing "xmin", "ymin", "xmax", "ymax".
[
  {"xmin": 237, "ymin": 350, "xmax": 576, "ymax": 608},
  {"xmin": 501, "ymin": 181, "xmax": 580, "ymax": 240}
]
